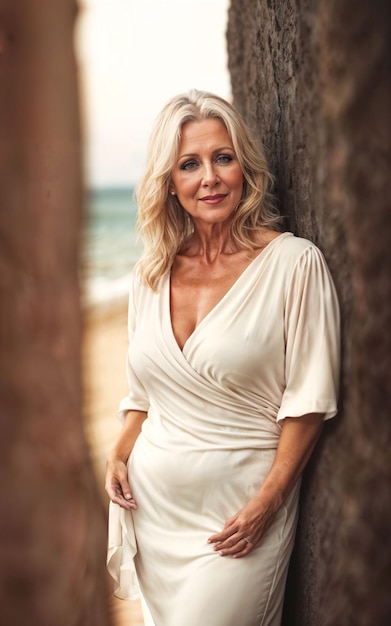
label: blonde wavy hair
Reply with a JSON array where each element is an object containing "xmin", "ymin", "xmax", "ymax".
[{"xmin": 134, "ymin": 89, "xmax": 282, "ymax": 290}]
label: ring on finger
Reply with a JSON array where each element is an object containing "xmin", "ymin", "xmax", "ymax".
[{"xmin": 243, "ymin": 537, "xmax": 252, "ymax": 544}]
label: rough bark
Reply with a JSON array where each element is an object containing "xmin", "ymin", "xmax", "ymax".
[
  {"xmin": 228, "ymin": 1, "xmax": 391, "ymax": 625},
  {"xmin": 0, "ymin": 2, "xmax": 111, "ymax": 624}
]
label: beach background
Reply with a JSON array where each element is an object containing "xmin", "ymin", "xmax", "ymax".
[
  {"xmin": 81, "ymin": 187, "xmax": 141, "ymax": 313},
  {"xmin": 81, "ymin": 187, "xmax": 144, "ymax": 625}
]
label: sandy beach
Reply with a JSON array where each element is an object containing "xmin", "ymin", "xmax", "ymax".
[{"xmin": 82, "ymin": 305, "xmax": 144, "ymax": 626}]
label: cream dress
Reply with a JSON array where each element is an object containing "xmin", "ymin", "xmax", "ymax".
[{"xmin": 107, "ymin": 233, "xmax": 340, "ymax": 626}]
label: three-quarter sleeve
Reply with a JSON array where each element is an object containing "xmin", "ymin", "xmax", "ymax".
[
  {"xmin": 277, "ymin": 245, "xmax": 341, "ymax": 422},
  {"xmin": 117, "ymin": 273, "xmax": 150, "ymax": 422}
]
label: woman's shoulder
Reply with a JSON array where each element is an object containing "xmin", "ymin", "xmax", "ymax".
[
  {"xmin": 266, "ymin": 232, "xmax": 332, "ymax": 278},
  {"xmin": 131, "ymin": 266, "xmax": 167, "ymax": 296},
  {"xmin": 275, "ymin": 231, "xmax": 320, "ymax": 256}
]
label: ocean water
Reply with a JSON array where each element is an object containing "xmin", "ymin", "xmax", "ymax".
[{"xmin": 82, "ymin": 186, "xmax": 143, "ymax": 309}]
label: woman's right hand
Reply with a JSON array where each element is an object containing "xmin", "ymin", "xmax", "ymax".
[{"xmin": 105, "ymin": 457, "xmax": 138, "ymax": 510}]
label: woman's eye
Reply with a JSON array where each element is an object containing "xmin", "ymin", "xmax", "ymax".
[
  {"xmin": 216, "ymin": 154, "xmax": 233, "ymax": 164},
  {"xmin": 181, "ymin": 160, "xmax": 198, "ymax": 171}
]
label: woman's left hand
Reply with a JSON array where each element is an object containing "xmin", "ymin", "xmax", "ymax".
[
  {"xmin": 208, "ymin": 415, "xmax": 325, "ymax": 558},
  {"xmin": 207, "ymin": 496, "xmax": 277, "ymax": 558}
]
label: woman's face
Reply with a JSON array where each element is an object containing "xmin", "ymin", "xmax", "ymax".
[{"xmin": 169, "ymin": 118, "xmax": 244, "ymax": 228}]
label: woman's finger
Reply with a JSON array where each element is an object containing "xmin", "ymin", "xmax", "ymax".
[
  {"xmin": 110, "ymin": 483, "xmax": 138, "ymax": 509},
  {"xmin": 209, "ymin": 526, "xmax": 248, "ymax": 549},
  {"xmin": 112, "ymin": 492, "xmax": 138, "ymax": 510},
  {"xmin": 119, "ymin": 476, "xmax": 134, "ymax": 502},
  {"xmin": 106, "ymin": 477, "xmax": 138, "ymax": 510},
  {"xmin": 216, "ymin": 535, "xmax": 254, "ymax": 557},
  {"xmin": 232, "ymin": 540, "xmax": 253, "ymax": 559},
  {"xmin": 208, "ymin": 524, "xmax": 239, "ymax": 545}
]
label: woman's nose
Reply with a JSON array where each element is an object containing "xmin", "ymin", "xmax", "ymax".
[{"xmin": 202, "ymin": 162, "xmax": 219, "ymax": 186}]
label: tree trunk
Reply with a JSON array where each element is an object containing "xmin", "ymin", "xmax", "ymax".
[
  {"xmin": 0, "ymin": 1, "xmax": 111, "ymax": 624},
  {"xmin": 227, "ymin": 1, "xmax": 391, "ymax": 625}
]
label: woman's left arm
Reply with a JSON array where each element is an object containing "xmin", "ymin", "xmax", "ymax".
[{"xmin": 208, "ymin": 413, "xmax": 324, "ymax": 558}]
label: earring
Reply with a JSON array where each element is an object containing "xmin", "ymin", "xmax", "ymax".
[{"xmin": 170, "ymin": 191, "xmax": 176, "ymax": 196}]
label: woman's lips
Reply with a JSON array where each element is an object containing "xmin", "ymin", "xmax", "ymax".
[{"xmin": 199, "ymin": 194, "xmax": 227, "ymax": 205}]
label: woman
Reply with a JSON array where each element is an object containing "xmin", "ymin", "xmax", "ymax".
[{"xmin": 106, "ymin": 90, "xmax": 340, "ymax": 626}]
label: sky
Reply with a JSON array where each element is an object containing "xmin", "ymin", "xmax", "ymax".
[{"xmin": 76, "ymin": 0, "xmax": 231, "ymax": 187}]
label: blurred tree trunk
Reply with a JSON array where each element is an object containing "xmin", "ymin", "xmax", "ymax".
[
  {"xmin": 0, "ymin": 1, "xmax": 111, "ymax": 625},
  {"xmin": 228, "ymin": 1, "xmax": 390, "ymax": 625}
]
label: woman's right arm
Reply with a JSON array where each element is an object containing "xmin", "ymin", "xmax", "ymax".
[{"xmin": 105, "ymin": 409, "xmax": 147, "ymax": 510}]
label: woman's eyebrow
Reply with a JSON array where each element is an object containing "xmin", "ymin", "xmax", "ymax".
[{"xmin": 178, "ymin": 146, "xmax": 235, "ymax": 160}]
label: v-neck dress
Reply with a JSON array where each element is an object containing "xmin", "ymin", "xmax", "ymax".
[{"xmin": 107, "ymin": 233, "xmax": 340, "ymax": 626}]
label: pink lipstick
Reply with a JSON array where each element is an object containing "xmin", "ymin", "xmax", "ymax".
[{"xmin": 199, "ymin": 194, "xmax": 227, "ymax": 205}]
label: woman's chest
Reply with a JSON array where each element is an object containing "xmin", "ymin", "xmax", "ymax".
[{"xmin": 169, "ymin": 256, "xmax": 257, "ymax": 350}]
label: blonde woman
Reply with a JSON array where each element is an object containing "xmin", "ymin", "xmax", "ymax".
[{"xmin": 106, "ymin": 90, "xmax": 340, "ymax": 626}]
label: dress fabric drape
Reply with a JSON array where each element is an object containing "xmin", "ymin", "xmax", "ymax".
[{"xmin": 107, "ymin": 233, "xmax": 340, "ymax": 626}]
